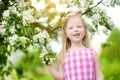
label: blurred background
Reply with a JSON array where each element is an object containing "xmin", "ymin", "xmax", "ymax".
[{"xmin": 0, "ymin": 0, "xmax": 120, "ymax": 80}]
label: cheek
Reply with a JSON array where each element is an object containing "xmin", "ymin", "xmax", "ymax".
[
  {"xmin": 65, "ymin": 30, "xmax": 72, "ymax": 38},
  {"xmin": 81, "ymin": 30, "xmax": 86, "ymax": 37},
  {"xmin": 82, "ymin": 31, "xmax": 85, "ymax": 36},
  {"xmin": 79, "ymin": 28, "xmax": 86, "ymax": 38}
]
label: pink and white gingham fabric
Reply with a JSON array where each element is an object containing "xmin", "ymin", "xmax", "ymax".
[{"xmin": 64, "ymin": 48, "xmax": 95, "ymax": 80}]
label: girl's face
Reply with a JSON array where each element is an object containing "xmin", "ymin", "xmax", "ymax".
[{"xmin": 65, "ymin": 16, "xmax": 85, "ymax": 43}]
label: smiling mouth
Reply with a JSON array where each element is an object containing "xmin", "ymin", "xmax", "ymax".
[{"xmin": 73, "ymin": 33, "xmax": 80, "ymax": 37}]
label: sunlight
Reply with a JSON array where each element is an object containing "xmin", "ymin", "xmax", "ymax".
[
  {"xmin": 31, "ymin": 0, "xmax": 46, "ymax": 11},
  {"xmin": 56, "ymin": 4, "xmax": 68, "ymax": 13},
  {"xmin": 51, "ymin": 0, "xmax": 60, "ymax": 3}
]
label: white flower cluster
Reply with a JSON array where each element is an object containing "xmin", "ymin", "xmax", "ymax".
[
  {"xmin": 0, "ymin": 1, "xmax": 52, "ymax": 52},
  {"xmin": 40, "ymin": 53, "xmax": 56, "ymax": 65},
  {"xmin": 8, "ymin": 6, "xmax": 20, "ymax": 16},
  {"xmin": 20, "ymin": 36, "xmax": 29, "ymax": 48},
  {"xmin": 85, "ymin": 0, "xmax": 93, "ymax": 7},
  {"xmin": 91, "ymin": 7, "xmax": 107, "ymax": 24},
  {"xmin": 33, "ymin": 30, "xmax": 49, "ymax": 43},
  {"xmin": 8, "ymin": 34, "xmax": 30, "ymax": 46},
  {"xmin": 2, "ymin": 2, "xmax": 35, "ymax": 26},
  {"xmin": 22, "ymin": 9, "xmax": 35, "ymax": 25},
  {"xmin": 91, "ymin": 13, "xmax": 101, "ymax": 23},
  {"xmin": 0, "ymin": 20, "xmax": 7, "ymax": 35},
  {"xmin": 91, "ymin": 7, "xmax": 106, "ymax": 14},
  {"xmin": 20, "ymin": 36, "xmax": 29, "ymax": 41},
  {"xmin": 2, "ymin": 10, "xmax": 10, "ymax": 19},
  {"xmin": 50, "ymin": 15, "xmax": 60, "ymax": 27},
  {"xmin": 2, "ymin": 5, "xmax": 21, "ymax": 20},
  {"xmin": 16, "ymin": 0, "xmax": 30, "ymax": 11},
  {"xmin": 8, "ymin": 35, "xmax": 18, "ymax": 46},
  {"xmin": 9, "ymin": 26, "xmax": 16, "ymax": 34}
]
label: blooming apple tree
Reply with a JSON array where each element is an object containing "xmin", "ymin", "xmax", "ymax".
[{"xmin": 0, "ymin": 1, "xmax": 54, "ymax": 77}]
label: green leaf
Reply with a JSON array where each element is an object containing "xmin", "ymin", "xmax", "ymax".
[{"xmin": 99, "ymin": 17, "xmax": 105, "ymax": 25}]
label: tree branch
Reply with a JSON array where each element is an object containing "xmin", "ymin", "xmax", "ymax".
[
  {"xmin": 31, "ymin": 22, "xmax": 61, "ymax": 34},
  {"xmin": 82, "ymin": 0, "xmax": 103, "ymax": 15}
]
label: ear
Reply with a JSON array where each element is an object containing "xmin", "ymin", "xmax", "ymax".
[{"xmin": 62, "ymin": 17, "xmax": 67, "ymax": 24}]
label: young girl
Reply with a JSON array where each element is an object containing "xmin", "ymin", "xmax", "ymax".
[{"xmin": 42, "ymin": 13, "xmax": 104, "ymax": 80}]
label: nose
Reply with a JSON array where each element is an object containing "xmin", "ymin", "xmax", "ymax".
[{"xmin": 74, "ymin": 26, "xmax": 79, "ymax": 32}]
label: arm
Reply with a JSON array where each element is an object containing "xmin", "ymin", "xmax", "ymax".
[
  {"xmin": 40, "ymin": 53, "xmax": 64, "ymax": 80},
  {"xmin": 92, "ymin": 50, "xmax": 104, "ymax": 80},
  {"xmin": 47, "ymin": 64, "xmax": 64, "ymax": 80}
]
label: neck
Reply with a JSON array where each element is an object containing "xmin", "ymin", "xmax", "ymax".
[{"xmin": 70, "ymin": 42, "xmax": 85, "ymax": 50}]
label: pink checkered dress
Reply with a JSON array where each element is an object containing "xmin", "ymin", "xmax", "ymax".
[{"xmin": 63, "ymin": 48, "xmax": 95, "ymax": 80}]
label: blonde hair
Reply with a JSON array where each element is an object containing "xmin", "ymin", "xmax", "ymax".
[{"xmin": 57, "ymin": 14, "xmax": 90, "ymax": 65}]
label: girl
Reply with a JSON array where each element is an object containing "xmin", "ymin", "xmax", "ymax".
[{"xmin": 42, "ymin": 13, "xmax": 104, "ymax": 80}]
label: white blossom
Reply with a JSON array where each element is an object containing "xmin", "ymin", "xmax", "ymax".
[
  {"xmin": 0, "ymin": 25, "xmax": 6, "ymax": 35},
  {"xmin": 42, "ymin": 23, "xmax": 48, "ymax": 27},
  {"xmin": 52, "ymin": 58, "xmax": 55, "ymax": 61},
  {"xmin": 50, "ymin": 16, "xmax": 60, "ymax": 27},
  {"xmin": 39, "ymin": 53, "xmax": 45, "ymax": 58},
  {"xmin": 91, "ymin": 7, "xmax": 101, "ymax": 13},
  {"xmin": 31, "ymin": 0, "xmax": 46, "ymax": 11},
  {"xmin": 50, "ymin": 58, "xmax": 54, "ymax": 63},
  {"xmin": 91, "ymin": 14, "xmax": 101, "ymax": 23},
  {"xmin": 8, "ymin": 35, "xmax": 18, "ymax": 45},
  {"xmin": 49, "ymin": 8, "xmax": 55, "ymax": 13},
  {"xmin": 2, "ymin": 10, "xmax": 10, "ymax": 19},
  {"xmin": 33, "ymin": 32, "xmax": 44, "ymax": 43},
  {"xmin": 9, "ymin": 0, "xmax": 14, "ymax": 5},
  {"xmin": 2, "ymin": 20, "xmax": 7, "ymax": 25},
  {"xmin": 0, "ymin": 28, "xmax": 6, "ymax": 34},
  {"xmin": 9, "ymin": 27, "xmax": 16, "ymax": 34},
  {"xmin": 42, "ymin": 30, "xmax": 49, "ymax": 38},
  {"xmin": 8, "ymin": 6, "xmax": 17, "ymax": 14},
  {"xmin": 35, "ymin": 27, "xmax": 41, "ymax": 32},
  {"xmin": 16, "ymin": 0, "xmax": 29, "ymax": 11},
  {"xmin": 48, "ymin": 62, "xmax": 50, "ymax": 64},
  {"xmin": 56, "ymin": 4, "xmax": 68, "ymax": 13},
  {"xmin": 22, "ymin": 19, "xmax": 27, "ymax": 26},
  {"xmin": 8, "ymin": 6, "xmax": 21, "ymax": 16},
  {"xmin": 20, "ymin": 36, "xmax": 29, "ymax": 48},
  {"xmin": 33, "ymin": 30, "xmax": 49, "ymax": 43},
  {"xmin": 22, "ymin": 9, "xmax": 35, "ymax": 23},
  {"xmin": 16, "ymin": 25, "xmax": 20, "ymax": 29},
  {"xmin": 68, "ymin": 6, "xmax": 79, "ymax": 13},
  {"xmin": 37, "ymin": 17, "xmax": 48, "ymax": 23},
  {"xmin": 85, "ymin": 1, "xmax": 91, "ymax": 7},
  {"xmin": 20, "ymin": 36, "xmax": 29, "ymax": 41},
  {"xmin": 46, "ymin": 58, "xmax": 48, "ymax": 61}
]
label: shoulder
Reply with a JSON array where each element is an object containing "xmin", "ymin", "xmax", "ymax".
[
  {"xmin": 89, "ymin": 48, "xmax": 101, "ymax": 66},
  {"xmin": 88, "ymin": 48, "xmax": 99, "ymax": 60}
]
